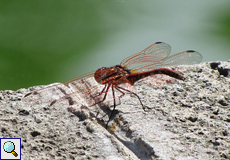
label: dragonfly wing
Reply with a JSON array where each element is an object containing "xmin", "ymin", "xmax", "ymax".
[
  {"xmin": 131, "ymin": 50, "xmax": 202, "ymax": 72},
  {"xmin": 24, "ymin": 77, "xmax": 106, "ymax": 108},
  {"xmin": 24, "ymin": 70, "xmax": 97, "ymax": 105},
  {"xmin": 58, "ymin": 77, "xmax": 105, "ymax": 107},
  {"xmin": 63, "ymin": 70, "xmax": 95, "ymax": 85},
  {"xmin": 160, "ymin": 50, "xmax": 202, "ymax": 66},
  {"xmin": 121, "ymin": 42, "xmax": 171, "ymax": 69}
]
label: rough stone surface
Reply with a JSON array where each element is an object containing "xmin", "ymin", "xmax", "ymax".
[{"xmin": 0, "ymin": 61, "xmax": 230, "ymax": 159}]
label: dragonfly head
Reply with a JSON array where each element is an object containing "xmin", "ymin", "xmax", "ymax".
[{"xmin": 94, "ymin": 67, "xmax": 110, "ymax": 84}]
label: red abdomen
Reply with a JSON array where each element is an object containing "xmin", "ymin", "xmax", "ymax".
[{"xmin": 127, "ymin": 68, "xmax": 185, "ymax": 84}]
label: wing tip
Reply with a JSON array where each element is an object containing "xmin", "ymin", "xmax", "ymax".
[
  {"xmin": 186, "ymin": 50, "xmax": 196, "ymax": 52},
  {"xmin": 155, "ymin": 42, "xmax": 163, "ymax": 44}
]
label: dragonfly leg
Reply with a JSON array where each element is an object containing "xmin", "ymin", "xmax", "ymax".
[
  {"xmin": 90, "ymin": 84, "xmax": 107, "ymax": 98},
  {"xmin": 115, "ymin": 85, "xmax": 150, "ymax": 111},
  {"xmin": 88, "ymin": 84, "xmax": 107, "ymax": 105},
  {"xmin": 113, "ymin": 86, "xmax": 126, "ymax": 106},
  {"xmin": 89, "ymin": 84, "xmax": 111, "ymax": 107},
  {"xmin": 106, "ymin": 85, "xmax": 117, "ymax": 128},
  {"xmin": 115, "ymin": 86, "xmax": 125, "ymax": 97}
]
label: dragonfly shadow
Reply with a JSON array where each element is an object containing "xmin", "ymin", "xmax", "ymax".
[{"xmin": 67, "ymin": 106, "xmax": 91, "ymax": 121}]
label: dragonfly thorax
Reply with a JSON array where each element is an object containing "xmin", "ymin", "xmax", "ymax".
[{"xmin": 94, "ymin": 65, "xmax": 131, "ymax": 85}]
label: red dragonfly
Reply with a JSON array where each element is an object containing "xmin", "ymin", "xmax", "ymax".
[{"xmin": 24, "ymin": 42, "xmax": 202, "ymax": 126}]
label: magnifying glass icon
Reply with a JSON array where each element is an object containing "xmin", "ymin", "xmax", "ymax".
[{"xmin": 3, "ymin": 141, "xmax": 18, "ymax": 157}]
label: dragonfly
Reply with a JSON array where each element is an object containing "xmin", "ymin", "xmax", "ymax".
[{"xmin": 24, "ymin": 42, "xmax": 202, "ymax": 127}]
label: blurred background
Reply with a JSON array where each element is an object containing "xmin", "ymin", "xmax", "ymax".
[{"xmin": 0, "ymin": 0, "xmax": 230, "ymax": 91}]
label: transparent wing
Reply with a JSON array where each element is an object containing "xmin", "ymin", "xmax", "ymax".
[
  {"xmin": 23, "ymin": 71, "xmax": 99, "ymax": 106},
  {"xmin": 62, "ymin": 70, "xmax": 96, "ymax": 86},
  {"xmin": 131, "ymin": 50, "xmax": 202, "ymax": 73},
  {"xmin": 24, "ymin": 70, "xmax": 96, "ymax": 97},
  {"xmin": 120, "ymin": 42, "xmax": 171, "ymax": 69},
  {"xmin": 23, "ymin": 69, "xmax": 123, "ymax": 109}
]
